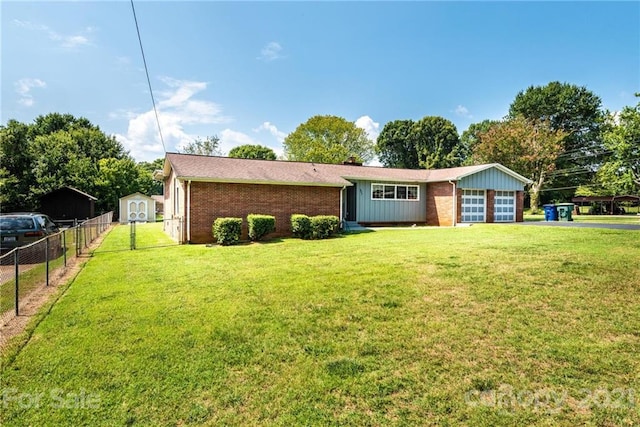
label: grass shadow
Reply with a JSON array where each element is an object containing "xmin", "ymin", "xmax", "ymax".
[{"xmin": 339, "ymin": 229, "xmax": 376, "ymax": 236}]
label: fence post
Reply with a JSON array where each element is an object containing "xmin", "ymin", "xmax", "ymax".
[
  {"xmin": 45, "ymin": 236, "xmax": 50, "ymax": 287},
  {"xmin": 14, "ymin": 249, "xmax": 19, "ymax": 316},
  {"xmin": 63, "ymin": 230, "xmax": 67, "ymax": 267},
  {"xmin": 130, "ymin": 220, "xmax": 136, "ymax": 250}
]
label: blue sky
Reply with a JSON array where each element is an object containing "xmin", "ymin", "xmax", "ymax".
[{"xmin": 2, "ymin": 1, "xmax": 639, "ymax": 163}]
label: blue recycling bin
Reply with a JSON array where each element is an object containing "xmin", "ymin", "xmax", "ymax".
[{"xmin": 543, "ymin": 204, "xmax": 558, "ymax": 221}]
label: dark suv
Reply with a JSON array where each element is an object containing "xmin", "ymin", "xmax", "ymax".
[{"xmin": 0, "ymin": 213, "xmax": 60, "ymax": 253}]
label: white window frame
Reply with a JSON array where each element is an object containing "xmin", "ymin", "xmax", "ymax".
[
  {"xmin": 371, "ymin": 183, "xmax": 420, "ymax": 201},
  {"xmin": 494, "ymin": 190, "xmax": 515, "ymax": 222},
  {"xmin": 460, "ymin": 189, "xmax": 486, "ymax": 223}
]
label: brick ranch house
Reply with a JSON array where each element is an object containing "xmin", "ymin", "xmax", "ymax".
[{"xmin": 157, "ymin": 153, "xmax": 531, "ymax": 244}]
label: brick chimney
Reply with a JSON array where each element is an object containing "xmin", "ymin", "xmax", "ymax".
[{"xmin": 342, "ymin": 156, "xmax": 362, "ymax": 166}]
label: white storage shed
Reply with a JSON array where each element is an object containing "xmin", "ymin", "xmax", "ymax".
[{"xmin": 119, "ymin": 193, "xmax": 156, "ymax": 223}]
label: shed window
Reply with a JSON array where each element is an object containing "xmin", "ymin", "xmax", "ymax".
[{"xmin": 372, "ymin": 183, "xmax": 419, "ymax": 201}]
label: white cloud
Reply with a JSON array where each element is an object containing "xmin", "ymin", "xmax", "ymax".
[
  {"xmin": 355, "ymin": 115, "xmax": 380, "ymax": 142},
  {"xmin": 258, "ymin": 42, "xmax": 284, "ymax": 61},
  {"xmin": 58, "ymin": 34, "xmax": 90, "ymax": 49},
  {"xmin": 13, "ymin": 19, "xmax": 91, "ymax": 49},
  {"xmin": 18, "ymin": 98, "xmax": 35, "ymax": 107},
  {"xmin": 220, "ymin": 129, "xmax": 261, "ymax": 151},
  {"xmin": 114, "ymin": 78, "xmax": 230, "ymax": 161},
  {"xmin": 15, "ymin": 78, "xmax": 46, "ymax": 95},
  {"xmin": 15, "ymin": 78, "xmax": 46, "ymax": 107},
  {"xmin": 355, "ymin": 116, "xmax": 382, "ymax": 166},
  {"xmin": 253, "ymin": 121, "xmax": 287, "ymax": 142},
  {"xmin": 454, "ymin": 105, "xmax": 473, "ymax": 119}
]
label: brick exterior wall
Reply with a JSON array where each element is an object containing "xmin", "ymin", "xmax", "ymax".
[
  {"xmin": 426, "ymin": 182, "xmax": 455, "ymax": 226},
  {"xmin": 486, "ymin": 190, "xmax": 495, "ymax": 223},
  {"xmin": 516, "ymin": 190, "xmax": 524, "ymax": 222},
  {"xmin": 188, "ymin": 182, "xmax": 341, "ymax": 243}
]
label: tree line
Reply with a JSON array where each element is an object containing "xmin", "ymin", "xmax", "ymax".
[
  {"xmin": 2, "ymin": 81, "xmax": 637, "ymax": 214},
  {"xmin": 283, "ymin": 81, "xmax": 639, "ymax": 210},
  {"xmin": 0, "ymin": 113, "xmax": 163, "ymax": 214}
]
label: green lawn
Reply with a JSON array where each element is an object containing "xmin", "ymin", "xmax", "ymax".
[
  {"xmin": 2, "ymin": 223, "xmax": 639, "ymax": 426},
  {"xmin": 0, "ymin": 247, "xmax": 68, "ymax": 314}
]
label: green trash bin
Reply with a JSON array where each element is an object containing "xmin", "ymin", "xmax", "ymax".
[{"xmin": 557, "ymin": 203, "xmax": 574, "ymax": 222}]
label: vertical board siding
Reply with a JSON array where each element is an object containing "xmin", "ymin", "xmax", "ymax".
[
  {"xmin": 458, "ymin": 167, "xmax": 525, "ymax": 191},
  {"xmin": 353, "ymin": 180, "xmax": 427, "ymax": 223}
]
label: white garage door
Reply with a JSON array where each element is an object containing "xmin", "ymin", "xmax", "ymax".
[
  {"xmin": 461, "ymin": 189, "xmax": 485, "ymax": 222},
  {"xmin": 494, "ymin": 191, "xmax": 515, "ymax": 222}
]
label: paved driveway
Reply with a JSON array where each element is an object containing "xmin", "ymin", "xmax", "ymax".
[{"xmin": 514, "ymin": 221, "xmax": 640, "ymax": 230}]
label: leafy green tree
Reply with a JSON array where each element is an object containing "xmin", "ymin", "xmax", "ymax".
[
  {"xmin": 0, "ymin": 120, "xmax": 34, "ymax": 210},
  {"xmin": 95, "ymin": 158, "xmax": 149, "ymax": 213},
  {"xmin": 376, "ymin": 116, "xmax": 464, "ymax": 169},
  {"xmin": 460, "ymin": 119, "xmax": 499, "ymax": 165},
  {"xmin": 509, "ymin": 81, "xmax": 605, "ymax": 193},
  {"xmin": 138, "ymin": 158, "xmax": 165, "ymax": 195},
  {"xmin": 0, "ymin": 113, "xmax": 138, "ymax": 213},
  {"xmin": 375, "ymin": 120, "xmax": 418, "ymax": 168},
  {"xmin": 472, "ymin": 116, "xmax": 567, "ymax": 210},
  {"xmin": 30, "ymin": 131, "xmax": 97, "ymax": 200},
  {"xmin": 283, "ymin": 115, "xmax": 374, "ymax": 164},
  {"xmin": 182, "ymin": 135, "xmax": 221, "ymax": 156},
  {"xmin": 228, "ymin": 144, "xmax": 277, "ymax": 160},
  {"xmin": 595, "ymin": 99, "xmax": 640, "ymax": 195},
  {"xmin": 411, "ymin": 116, "xmax": 463, "ymax": 169},
  {"xmin": 29, "ymin": 113, "xmax": 93, "ymax": 137}
]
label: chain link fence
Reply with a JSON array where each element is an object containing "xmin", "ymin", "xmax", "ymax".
[
  {"xmin": 126, "ymin": 217, "xmax": 183, "ymax": 250},
  {"xmin": 0, "ymin": 212, "xmax": 113, "ymax": 321}
]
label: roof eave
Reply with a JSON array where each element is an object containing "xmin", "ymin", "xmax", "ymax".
[
  {"xmin": 340, "ymin": 175, "xmax": 427, "ymax": 183},
  {"xmin": 176, "ymin": 176, "xmax": 351, "ymax": 188},
  {"xmin": 455, "ymin": 163, "xmax": 533, "ymax": 184}
]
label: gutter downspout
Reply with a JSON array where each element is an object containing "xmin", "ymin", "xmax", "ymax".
[
  {"xmin": 449, "ymin": 180, "xmax": 457, "ymax": 227},
  {"xmin": 186, "ymin": 180, "xmax": 191, "ymax": 243},
  {"xmin": 340, "ymin": 186, "xmax": 346, "ymax": 229}
]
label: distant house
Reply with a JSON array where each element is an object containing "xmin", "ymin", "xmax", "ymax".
[
  {"xmin": 40, "ymin": 186, "xmax": 97, "ymax": 221},
  {"xmin": 158, "ymin": 153, "xmax": 532, "ymax": 244},
  {"xmin": 119, "ymin": 193, "xmax": 156, "ymax": 224},
  {"xmin": 151, "ymin": 195, "xmax": 164, "ymax": 214}
]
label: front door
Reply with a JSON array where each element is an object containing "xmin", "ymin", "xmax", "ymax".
[{"xmin": 346, "ymin": 185, "xmax": 357, "ymax": 221}]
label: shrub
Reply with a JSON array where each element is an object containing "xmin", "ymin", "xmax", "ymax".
[
  {"xmin": 291, "ymin": 214, "xmax": 339, "ymax": 240},
  {"xmin": 247, "ymin": 214, "xmax": 276, "ymax": 241},
  {"xmin": 310, "ymin": 215, "xmax": 340, "ymax": 239},
  {"xmin": 291, "ymin": 214, "xmax": 313, "ymax": 239},
  {"xmin": 212, "ymin": 217, "xmax": 242, "ymax": 246}
]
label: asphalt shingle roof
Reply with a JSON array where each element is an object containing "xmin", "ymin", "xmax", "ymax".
[{"xmin": 164, "ymin": 153, "xmax": 530, "ymax": 186}]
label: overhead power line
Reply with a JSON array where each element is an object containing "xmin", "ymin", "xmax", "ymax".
[{"xmin": 130, "ymin": 0, "xmax": 166, "ymax": 153}]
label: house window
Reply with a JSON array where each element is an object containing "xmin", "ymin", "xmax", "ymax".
[
  {"xmin": 384, "ymin": 185, "xmax": 395, "ymax": 199},
  {"xmin": 372, "ymin": 184, "xmax": 384, "ymax": 199},
  {"xmin": 371, "ymin": 183, "xmax": 420, "ymax": 201},
  {"xmin": 174, "ymin": 179, "xmax": 181, "ymax": 214}
]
